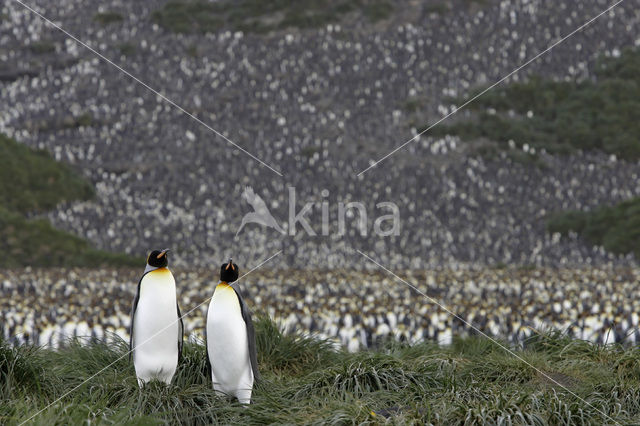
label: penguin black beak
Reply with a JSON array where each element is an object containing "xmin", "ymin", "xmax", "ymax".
[
  {"xmin": 226, "ymin": 257, "xmax": 233, "ymax": 270},
  {"xmin": 157, "ymin": 249, "xmax": 171, "ymax": 259}
]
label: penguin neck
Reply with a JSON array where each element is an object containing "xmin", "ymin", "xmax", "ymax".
[
  {"xmin": 144, "ymin": 264, "xmax": 169, "ymax": 274},
  {"xmin": 217, "ymin": 281, "xmax": 233, "ymax": 288}
]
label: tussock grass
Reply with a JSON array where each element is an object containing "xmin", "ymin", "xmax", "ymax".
[
  {"xmin": 1, "ymin": 320, "xmax": 639, "ymax": 424},
  {"xmin": 420, "ymin": 48, "xmax": 640, "ymax": 161},
  {"xmin": 0, "ymin": 133, "xmax": 142, "ymax": 267},
  {"xmin": 547, "ymin": 197, "xmax": 640, "ymax": 259},
  {"xmin": 118, "ymin": 43, "xmax": 136, "ymax": 56},
  {"xmin": 0, "ymin": 207, "xmax": 142, "ymax": 268},
  {"xmin": 0, "ymin": 134, "xmax": 93, "ymax": 214},
  {"xmin": 93, "ymin": 12, "xmax": 124, "ymax": 26},
  {"xmin": 28, "ymin": 41, "xmax": 56, "ymax": 55},
  {"xmin": 255, "ymin": 316, "xmax": 337, "ymax": 376},
  {"xmin": 152, "ymin": 0, "xmax": 393, "ymax": 35}
]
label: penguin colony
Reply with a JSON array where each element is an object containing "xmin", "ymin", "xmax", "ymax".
[
  {"xmin": 2, "ymin": 1, "xmax": 640, "ymax": 270},
  {"xmin": 3, "ymin": 266, "xmax": 639, "ymax": 354}
]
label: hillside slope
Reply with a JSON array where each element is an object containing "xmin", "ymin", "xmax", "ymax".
[
  {"xmin": 4, "ymin": 0, "xmax": 640, "ymax": 268},
  {"xmin": 0, "ymin": 134, "xmax": 140, "ymax": 267}
]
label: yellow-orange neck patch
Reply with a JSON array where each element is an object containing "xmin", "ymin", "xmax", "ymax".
[{"xmin": 216, "ymin": 282, "xmax": 235, "ymax": 291}]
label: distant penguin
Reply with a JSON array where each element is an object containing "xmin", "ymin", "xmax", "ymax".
[
  {"xmin": 206, "ymin": 259, "xmax": 259, "ymax": 404},
  {"xmin": 129, "ymin": 249, "xmax": 183, "ymax": 386}
]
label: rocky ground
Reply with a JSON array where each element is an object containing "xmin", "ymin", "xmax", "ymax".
[
  {"xmin": 1, "ymin": 0, "xmax": 640, "ymax": 269},
  {"xmin": 3, "ymin": 267, "xmax": 639, "ymax": 350}
]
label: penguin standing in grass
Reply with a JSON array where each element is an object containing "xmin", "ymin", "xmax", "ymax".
[
  {"xmin": 206, "ymin": 259, "xmax": 259, "ymax": 404},
  {"xmin": 130, "ymin": 249, "xmax": 183, "ymax": 386}
]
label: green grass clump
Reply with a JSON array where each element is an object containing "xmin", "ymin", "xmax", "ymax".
[
  {"xmin": 117, "ymin": 42, "xmax": 136, "ymax": 56},
  {"xmin": 28, "ymin": 41, "xmax": 56, "ymax": 55},
  {"xmin": 424, "ymin": 0, "xmax": 488, "ymax": 15},
  {"xmin": 185, "ymin": 44, "xmax": 199, "ymax": 58},
  {"xmin": 421, "ymin": 48, "xmax": 640, "ymax": 160},
  {"xmin": 254, "ymin": 316, "xmax": 336, "ymax": 375},
  {"xmin": 547, "ymin": 197, "xmax": 640, "ymax": 258},
  {"xmin": 152, "ymin": 0, "xmax": 393, "ymax": 34},
  {"xmin": 73, "ymin": 113, "xmax": 93, "ymax": 128},
  {"xmin": 0, "ymin": 338, "xmax": 58, "ymax": 398},
  {"xmin": 360, "ymin": 1, "xmax": 394, "ymax": 22},
  {"xmin": 34, "ymin": 112, "xmax": 95, "ymax": 132},
  {"xmin": 0, "ymin": 134, "xmax": 141, "ymax": 267},
  {"xmin": 0, "ymin": 134, "xmax": 93, "ymax": 214},
  {"xmin": 0, "ymin": 207, "xmax": 142, "ymax": 268},
  {"xmin": 2, "ymin": 319, "xmax": 640, "ymax": 424},
  {"xmin": 93, "ymin": 12, "xmax": 124, "ymax": 25},
  {"xmin": 424, "ymin": 3, "xmax": 449, "ymax": 15}
]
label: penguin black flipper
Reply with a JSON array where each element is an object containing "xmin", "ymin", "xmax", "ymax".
[
  {"xmin": 176, "ymin": 303, "xmax": 184, "ymax": 360},
  {"xmin": 128, "ymin": 277, "xmax": 143, "ymax": 362},
  {"xmin": 234, "ymin": 287, "xmax": 260, "ymax": 382},
  {"xmin": 204, "ymin": 298, "xmax": 212, "ymax": 380}
]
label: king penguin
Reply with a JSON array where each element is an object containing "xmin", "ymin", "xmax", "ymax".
[
  {"xmin": 206, "ymin": 259, "xmax": 259, "ymax": 404},
  {"xmin": 129, "ymin": 249, "xmax": 183, "ymax": 386}
]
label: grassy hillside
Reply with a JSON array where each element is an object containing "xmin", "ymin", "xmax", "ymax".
[
  {"xmin": 547, "ymin": 197, "xmax": 640, "ymax": 259},
  {"xmin": 93, "ymin": 11, "xmax": 124, "ymax": 26},
  {"xmin": 0, "ymin": 134, "xmax": 93, "ymax": 214},
  {"xmin": 421, "ymin": 48, "xmax": 640, "ymax": 160},
  {"xmin": 0, "ymin": 134, "xmax": 141, "ymax": 267},
  {"xmin": 0, "ymin": 207, "xmax": 140, "ymax": 268},
  {"xmin": 1, "ymin": 317, "xmax": 639, "ymax": 424},
  {"xmin": 152, "ymin": 0, "xmax": 393, "ymax": 34}
]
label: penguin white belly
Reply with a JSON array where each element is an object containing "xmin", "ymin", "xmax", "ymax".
[
  {"xmin": 206, "ymin": 284, "xmax": 254, "ymax": 403},
  {"xmin": 133, "ymin": 268, "xmax": 179, "ymax": 385}
]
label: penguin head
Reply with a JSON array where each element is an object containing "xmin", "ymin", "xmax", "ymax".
[
  {"xmin": 220, "ymin": 258, "xmax": 239, "ymax": 283},
  {"xmin": 147, "ymin": 248, "xmax": 170, "ymax": 268}
]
